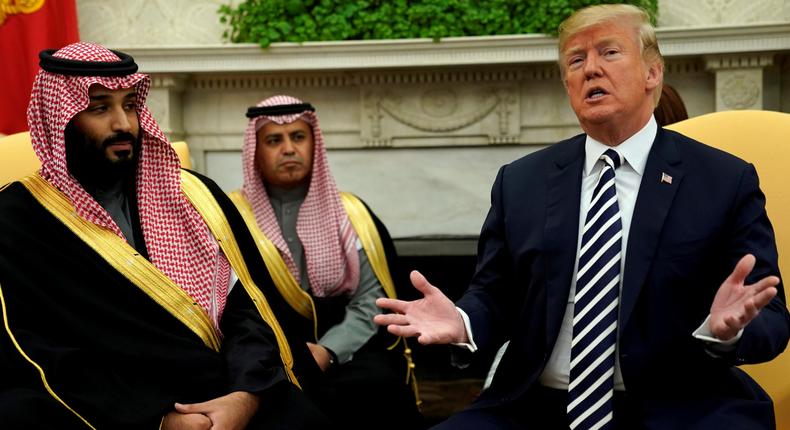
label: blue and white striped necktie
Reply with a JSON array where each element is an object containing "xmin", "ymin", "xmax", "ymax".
[{"xmin": 568, "ymin": 148, "xmax": 623, "ymax": 430}]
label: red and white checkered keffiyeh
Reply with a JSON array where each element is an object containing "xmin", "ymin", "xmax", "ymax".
[
  {"xmin": 27, "ymin": 42, "xmax": 229, "ymax": 327},
  {"xmin": 241, "ymin": 95, "xmax": 360, "ymax": 297}
]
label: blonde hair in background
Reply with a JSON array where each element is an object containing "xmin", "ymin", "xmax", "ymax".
[{"xmin": 557, "ymin": 4, "xmax": 664, "ymax": 106}]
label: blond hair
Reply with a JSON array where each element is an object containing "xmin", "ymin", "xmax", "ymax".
[{"xmin": 558, "ymin": 4, "xmax": 663, "ymax": 106}]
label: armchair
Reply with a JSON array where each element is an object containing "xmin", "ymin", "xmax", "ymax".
[{"xmin": 666, "ymin": 110, "xmax": 790, "ymax": 430}]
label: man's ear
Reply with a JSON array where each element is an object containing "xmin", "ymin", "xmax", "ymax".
[{"xmin": 645, "ymin": 60, "xmax": 663, "ymax": 91}]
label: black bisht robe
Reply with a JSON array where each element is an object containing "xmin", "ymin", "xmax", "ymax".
[
  {"xmin": 220, "ymin": 180, "xmax": 424, "ymax": 429},
  {"xmin": 0, "ymin": 173, "xmax": 327, "ymax": 429}
]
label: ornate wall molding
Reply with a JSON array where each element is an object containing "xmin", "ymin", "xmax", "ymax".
[
  {"xmin": 151, "ymin": 74, "xmax": 189, "ymax": 91},
  {"xmin": 720, "ymin": 72, "xmax": 762, "ymax": 109},
  {"xmin": 664, "ymin": 58, "xmax": 706, "ymax": 75},
  {"xmin": 116, "ymin": 24, "xmax": 790, "ymax": 74},
  {"xmin": 186, "ymin": 67, "xmax": 562, "ymax": 94},
  {"xmin": 187, "ymin": 68, "xmax": 544, "ymax": 92},
  {"xmin": 705, "ymin": 53, "xmax": 776, "ymax": 70},
  {"xmin": 659, "ymin": 0, "xmax": 787, "ymax": 27},
  {"xmin": 119, "ymin": 35, "xmax": 556, "ymax": 74},
  {"xmin": 705, "ymin": 53, "xmax": 777, "ymax": 111},
  {"xmin": 360, "ymin": 86, "xmax": 520, "ymax": 148},
  {"xmin": 186, "ymin": 60, "xmax": 696, "ymax": 92},
  {"xmin": 147, "ymin": 74, "xmax": 188, "ymax": 141},
  {"xmin": 190, "ymin": 75, "xmax": 356, "ymax": 91},
  {"xmin": 357, "ymin": 68, "xmax": 538, "ymax": 85}
]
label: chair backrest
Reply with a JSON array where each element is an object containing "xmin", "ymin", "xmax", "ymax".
[
  {"xmin": 666, "ymin": 110, "xmax": 790, "ymax": 430},
  {"xmin": 0, "ymin": 132, "xmax": 38, "ymax": 186},
  {"xmin": 170, "ymin": 141, "xmax": 193, "ymax": 170},
  {"xmin": 0, "ymin": 132, "xmax": 192, "ymax": 186}
]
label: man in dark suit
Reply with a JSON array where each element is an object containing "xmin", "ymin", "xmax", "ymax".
[{"xmin": 375, "ymin": 4, "xmax": 789, "ymax": 429}]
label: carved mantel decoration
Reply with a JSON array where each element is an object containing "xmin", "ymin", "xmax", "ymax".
[{"xmin": 362, "ymin": 84, "xmax": 520, "ymax": 148}]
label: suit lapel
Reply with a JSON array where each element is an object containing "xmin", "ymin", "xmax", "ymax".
[
  {"xmin": 544, "ymin": 138, "xmax": 584, "ymax": 348},
  {"xmin": 620, "ymin": 129, "xmax": 684, "ymax": 332}
]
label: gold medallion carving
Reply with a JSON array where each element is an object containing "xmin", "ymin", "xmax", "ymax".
[{"xmin": 1, "ymin": 0, "xmax": 46, "ymax": 25}]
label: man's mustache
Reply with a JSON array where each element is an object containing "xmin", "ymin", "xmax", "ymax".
[
  {"xmin": 279, "ymin": 155, "xmax": 303, "ymax": 164},
  {"xmin": 102, "ymin": 132, "xmax": 137, "ymax": 147}
]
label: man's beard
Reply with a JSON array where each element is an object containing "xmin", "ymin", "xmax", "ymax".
[{"xmin": 64, "ymin": 122, "xmax": 142, "ymax": 190}]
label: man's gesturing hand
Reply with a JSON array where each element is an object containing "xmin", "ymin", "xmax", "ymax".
[
  {"xmin": 374, "ymin": 270, "xmax": 468, "ymax": 345},
  {"xmin": 709, "ymin": 254, "xmax": 780, "ymax": 341}
]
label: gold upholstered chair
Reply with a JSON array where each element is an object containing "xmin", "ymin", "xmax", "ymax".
[
  {"xmin": 666, "ymin": 110, "xmax": 790, "ymax": 430},
  {"xmin": 170, "ymin": 140, "xmax": 193, "ymax": 170},
  {"xmin": 0, "ymin": 131, "xmax": 192, "ymax": 186},
  {"xmin": 0, "ymin": 131, "xmax": 39, "ymax": 186}
]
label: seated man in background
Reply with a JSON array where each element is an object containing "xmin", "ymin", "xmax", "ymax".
[
  {"xmin": 229, "ymin": 94, "xmax": 423, "ymax": 430},
  {"xmin": 0, "ymin": 43, "xmax": 328, "ymax": 429}
]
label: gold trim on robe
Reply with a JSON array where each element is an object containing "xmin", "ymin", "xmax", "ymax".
[
  {"xmin": 228, "ymin": 191, "xmax": 403, "ymax": 318},
  {"xmin": 11, "ymin": 172, "xmax": 220, "ymax": 428},
  {"xmin": 8, "ymin": 171, "xmax": 301, "ymax": 427},
  {"xmin": 339, "ymin": 192, "xmax": 397, "ymax": 299},
  {"xmin": 229, "ymin": 189, "xmax": 420, "ymax": 404},
  {"xmin": 181, "ymin": 171, "xmax": 299, "ymax": 386},
  {"xmin": 21, "ymin": 174, "xmax": 221, "ymax": 351},
  {"xmin": 340, "ymin": 192, "xmax": 420, "ymax": 402},
  {"xmin": 228, "ymin": 190, "xmax": 320, "ymax": 340},
  {"xmin": 0, "ymin": 280, "xmax": 97, "ymax": 429}
]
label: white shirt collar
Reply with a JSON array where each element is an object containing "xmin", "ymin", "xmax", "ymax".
[{"xmin": 583, "ymin": 115, "xmax": 657, "ymax": 176}]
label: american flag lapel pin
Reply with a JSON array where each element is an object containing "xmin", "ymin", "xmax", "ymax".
[{"xmin": 661, "ymin": 172, "xmax": 673, "ymax": 184}]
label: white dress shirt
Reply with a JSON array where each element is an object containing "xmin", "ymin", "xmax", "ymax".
[{"xmin": 538, "ymin": 116, "xmax": 657, "ymax": 390}]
